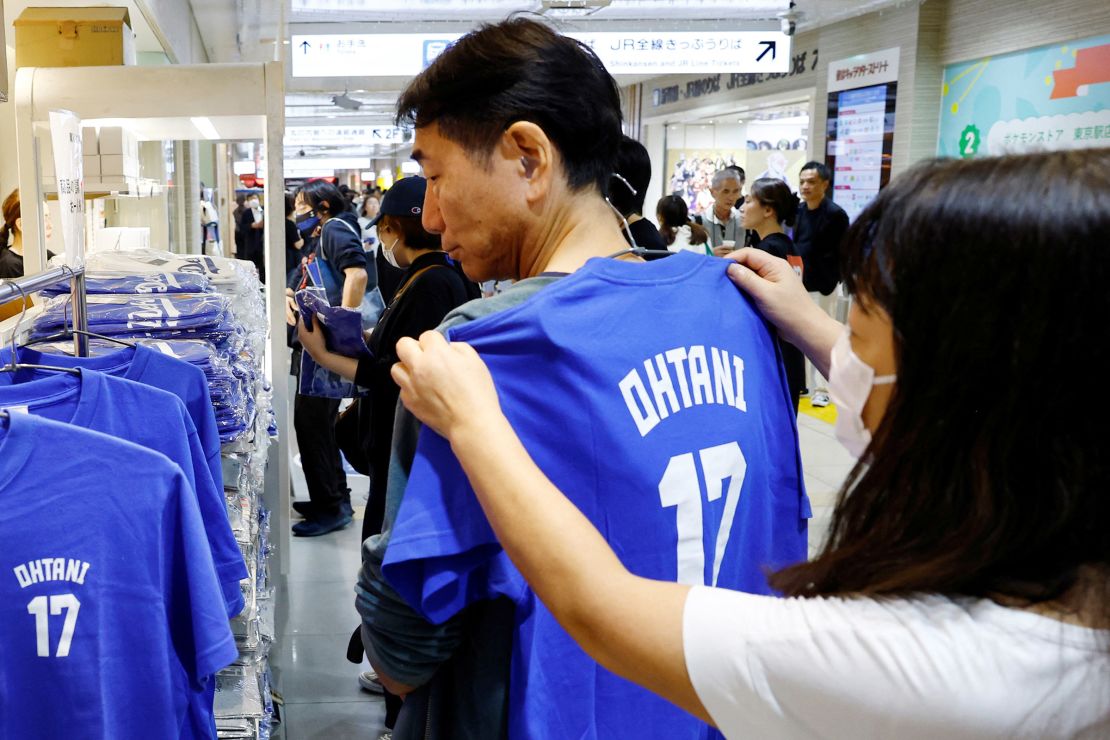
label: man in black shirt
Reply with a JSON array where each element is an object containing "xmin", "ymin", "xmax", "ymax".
[
  {"xmin": 794, "ymin": 161, "xmax": 849, "ymax": 406},
  {"xmin": 612, "ymin": 135, "xmax": 669, "ymax": 259},
  {"xmin": 793, "ymin": 161, "xmax": 848, "ymax": 295}
]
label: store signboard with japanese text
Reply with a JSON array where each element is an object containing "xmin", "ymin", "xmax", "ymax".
[
  {"xmin": 825, "ymin": 49, "xmax": 900, "ymax": 222},
  {"xmin": 937, "ymin": 34, "xmax": 1110, "ymax": 158},
  {"xmin": 292, "ymin": 31, "xmax": 791, "ymax": 78}
]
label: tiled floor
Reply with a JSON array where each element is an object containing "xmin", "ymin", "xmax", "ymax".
[
  {"xmin": 271, "ymin": 466, "xmax": 386, "ymax": 740},
  {"xmin": 272, "ymin": 408, "xmax": 855, "ymax": 739}
]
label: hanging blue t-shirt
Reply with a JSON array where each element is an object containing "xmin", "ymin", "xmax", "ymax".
[
  {"xmin": 383, "ymin": 251, "xmax": 810, "ymax": 740},
  {"xmin": 0, "ymin": 412, "xmax": 237, "ymax": 739},
  {"xmin": 33, "ymin": 293, "xmax": 229, "ymax": 336},
  {"xmin": 0, "ymin": 344, "xmax": 222, "ymax": 491},
  {"xmin": 0, "ymin": 370, "xmax": 246, "ymax": 618}
]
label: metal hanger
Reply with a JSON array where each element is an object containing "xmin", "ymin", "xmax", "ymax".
[
  {"xmin": 0, "ymin": 279, "xmax": 81, "ymax": 376},
  {"xmin": 21, "ymin": 271, "xmax": 135, "ymax": 351},
  {"xmin": 604, "ymin": 172, "xmax": 675, "ymax": 260}
]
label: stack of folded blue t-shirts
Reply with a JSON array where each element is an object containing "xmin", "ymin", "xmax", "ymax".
[
  {"xmin": 138, "ymin": 338, "xmax": 250, "ymax": 443},
  {"xmin": 40, "ymin": 271, "xmax": 212, "ymax": 297}
]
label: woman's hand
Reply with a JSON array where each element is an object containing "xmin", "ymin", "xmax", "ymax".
[
  {"xmin": 723, "ymin": 247, "xmax": 842, "ymax": 378},
  {"xmin": 392, "ymin": 331, "xmax": 501, "ymax": 440},
  {"xmin": 295, "ymin": 313, "xmax": 326, "ymax": 359}
]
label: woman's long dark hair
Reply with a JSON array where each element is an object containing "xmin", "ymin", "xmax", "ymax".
[
  {"xmin": 771, "ymin": 150, "xmax": 1110, "ymax": 614},
  {"xmin": 747, "ymin": 177, "xmax": 797, "ymax": 227},
  {"xmin": 655, "ymin": 195, "xmax": 707, "ymax": 246}
]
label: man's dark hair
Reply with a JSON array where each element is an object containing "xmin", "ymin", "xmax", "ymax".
[
  {"xmin": 610, "ymin": 135, "xmax": 651, "ymax": 217},
  {"xmin": 396, "ymin": 17, "xmax": 623, "ymax": 194},
  {"xmin": 800, "ymin": 161, "xmax": 832, "ymax": 182},
  {"xmin": 379, "ymin": 213, "xmax": 441, "ymax": 251},
  {"xmin": 725, "ymin": 164, "xmax": 746, "ymax": 182},
  {"xmin": 771, "ymin": 150, "xmax": 1110, "ymax": 627},
  {"xmin": 297, "ymin": 180, "xmax": 352, "ymax": 218}
]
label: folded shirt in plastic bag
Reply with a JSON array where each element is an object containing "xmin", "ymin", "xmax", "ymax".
[
  {"xmin": 294, "ymin": 288, "xmax": 371, "ymax": 398},
  {"xmin": 40, "ymin": 270, "xmax": 212, "ymax": 296}
]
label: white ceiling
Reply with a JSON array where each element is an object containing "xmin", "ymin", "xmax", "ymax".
[{"xmin": 181, "ymin": 0, "xmax": 915, "ymax": 164}]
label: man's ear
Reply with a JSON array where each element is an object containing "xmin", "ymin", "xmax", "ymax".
[{"xmin": 501, "ymin": 121, "xmax": 554, "ymax": 202}]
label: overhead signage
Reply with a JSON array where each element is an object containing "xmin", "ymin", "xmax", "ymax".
[
  {"xmin": 285, "ymin": 125, "xmax": 408, "ymax": 146},
  {"xmin": 291, "ymin": 31, "xmax": 791, "ymax": 78},
  {"xmin": 827, "ymin": 47, "xmax": 900, "ymax": 94},
  {"xmin": 650, "ymin": 44, "xmax": 818, "ymax": 110}
]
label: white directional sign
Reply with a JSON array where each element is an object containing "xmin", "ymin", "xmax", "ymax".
[
  {"xmin": 292, "ymin": 31, "xmax": 791, "ymax": 78},
  {"xmin": 285, "ymin": 125, "xmax": 408, "ymax": 147}
]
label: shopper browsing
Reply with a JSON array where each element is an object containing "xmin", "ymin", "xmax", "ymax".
[
  {"xmin": 349, "ymin": 18, "xmax": 810, "ymax": 740},
  {"xmin": 656, "ymin": 194, "xmax": 709, "ymax": 255},
  {"xmin": 389, "ymin": 150, "xmax": 1110, "ymax": 739},
  {"xmin": 703, "ymin": 169, "xmax": 744, "ymax": 253},
  {"xmin": 286, "ymin": 180, "xmax": 372, "ymax": 537},
  {"xmin": 0, "ymin": 189, "xmax": 54, "ymax": 280},
  {"xmin": 793, "ymin": 161, "xmax": 850, "ymax": 408}
]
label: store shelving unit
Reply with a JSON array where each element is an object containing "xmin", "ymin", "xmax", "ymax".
[{"xmin": 12, "ymin": 62, "xmax": 291, "ymax": 577}]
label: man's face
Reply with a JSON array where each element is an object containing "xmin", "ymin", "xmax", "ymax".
[
  {"xmin": 710, "ymin": 177, "xmax": 741, "ymax": 212},
  {"xmin": 799, "ymin": 168, "xmax": 829, "ymax": 204},
  {"xmin": 412, "ymin": 122, "xmax": 523, "ymax": 282}
]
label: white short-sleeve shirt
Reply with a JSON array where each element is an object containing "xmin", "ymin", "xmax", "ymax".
[{"xmin": 683, "ymin": 586, "xmax": 1109, "ymax": 739}]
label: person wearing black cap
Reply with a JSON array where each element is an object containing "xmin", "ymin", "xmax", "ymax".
[{"xmin": 298, "ymin": 175, "xmax": 479, "ymax": 545}]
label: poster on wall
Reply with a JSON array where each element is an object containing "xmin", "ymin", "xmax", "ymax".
[
  {"xmin": 938, "ymin": 34, "xmax": 1110, "ymax": 158},
  {"xmin": 825, "ymin": 48, "xmax": 899, "ymax": 223}
]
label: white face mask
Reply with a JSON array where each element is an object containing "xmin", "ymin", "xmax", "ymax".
[
  {"xmin": 381, "ymin": 236, "xmax": 401, "ymax": 268},
  {"xmin": 827, "ymin": 327, "xmax": 896, "ymax": 458}
]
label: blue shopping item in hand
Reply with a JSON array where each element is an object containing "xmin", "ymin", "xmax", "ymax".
[
  {"xmin": 295, "ymin": 288, "xmax": 372, "ymax": 398},
  {"xmin": 383, "ymin": 252, "xmax": 811, "ymax": 740}
]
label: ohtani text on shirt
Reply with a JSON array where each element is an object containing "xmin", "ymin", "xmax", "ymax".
[
  {"xmin": 620, "ymin": 345, "xmax": 746, "ymax": 436},
  {"xmin": 13, "ymin": 558, "xmax": 91, "ymax": 588}
]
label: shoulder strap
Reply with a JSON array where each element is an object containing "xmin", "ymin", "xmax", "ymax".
[{"xmin": 391, "ymin": 263, "xmax": 450, "ymax": 304}]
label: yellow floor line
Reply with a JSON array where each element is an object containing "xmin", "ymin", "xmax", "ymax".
[{"xmin": 799, "ymin": 397, "xmax": 837, "ymax": 425}]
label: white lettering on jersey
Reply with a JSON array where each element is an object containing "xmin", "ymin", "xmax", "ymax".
[
  {"xmin": 620, "ymin": 345, "xmax": 749, "ymax": 436},
  {"xmin": 13, "ymin": 558, "xmax": 91, "ymax": 588}
]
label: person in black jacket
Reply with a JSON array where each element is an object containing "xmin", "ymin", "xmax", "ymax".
[
  {"xmin": 295, "ymin": 176, "xmax": 479, "ymax": 732},
  {"xmin": 288, "ymin": 180, "xmax": 371, "ymax": 537},
  {"xmin": 794, "ymin": 161, "xmax": 850, "ymax": 406},
  {"xmin": 794, "ymin": 161, "xmax": 849, "ymax": 296},
  {"xmin": 740, "ymin": 177, "xmax": 806, "ymax": 412}
]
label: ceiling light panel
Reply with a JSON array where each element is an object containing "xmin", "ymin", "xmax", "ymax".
[{"xmin": 290, "ymin": 0, "xmax": 788, "ymax": 22}]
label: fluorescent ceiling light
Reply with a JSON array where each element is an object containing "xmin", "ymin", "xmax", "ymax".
[
  {"xmin": 748, "ymin": 114, "xmax": 809, "ymax": 125},
  {"xmin": 190, "ymin": 117, "xmax": 221, "ymax": 140}
]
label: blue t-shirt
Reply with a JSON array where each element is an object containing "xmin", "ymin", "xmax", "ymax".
[
  {"xmin": 383, "ymin": 252, "xmax": 810, "ymax": 739},
  {"xmin": 0, "ymin": 412, "xmax": 237, "ymax": 739},
  {"xmin": 0, "ymin": 344, "xmax": 222, "ymax": 491},
  {"xmin": 0, "ymin": 370, "xmax": 246, "ymax": 618}
]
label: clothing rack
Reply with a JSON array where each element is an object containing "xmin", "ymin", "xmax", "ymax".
[{"xmin": 0, "ymin": 266, "xmax": 89, "ymax": 356}]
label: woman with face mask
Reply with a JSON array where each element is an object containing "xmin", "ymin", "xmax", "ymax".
[
  {"xmin": 385, "ymin": 151, "xmax": 1110, "ymax": 739},
  {"xmin": 297, "ymin": 175, "xmax": 479, "ymax": 540},
  {"xmin": 296, "ymin": 175, "xmax": 479, "ymax": 725}
]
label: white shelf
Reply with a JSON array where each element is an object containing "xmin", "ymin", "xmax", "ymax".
[{"xmin": 14, "ymin": 62, "xmax": 291, "ymax": 576}]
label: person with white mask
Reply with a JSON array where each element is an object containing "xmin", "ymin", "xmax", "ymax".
[
  {"xmin": 382, "ymin": 151, "xmax": 1110, "ymax": 739},
  {"xmin": 296, "ymin": 174, "xmax": 479, "ymax": 727}
]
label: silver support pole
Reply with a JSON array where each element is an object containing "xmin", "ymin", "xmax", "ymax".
[{"xmin": 71, "ymin": 271, "xmax": 89, "ymax": 357}]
